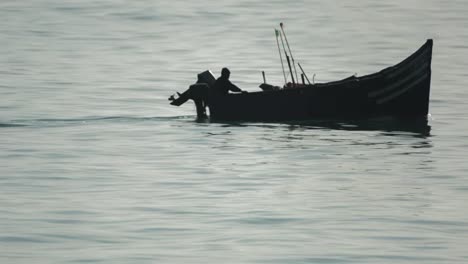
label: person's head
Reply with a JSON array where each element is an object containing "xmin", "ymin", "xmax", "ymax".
[{"xmin": 221, "ymin": 67, "xmax": 230, "ymax": 79}]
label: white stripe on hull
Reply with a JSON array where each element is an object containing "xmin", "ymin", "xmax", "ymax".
[
  {"xmin": 386, "ymin": 48, "xmax": 430, "ymax": 80},
  {"xmin": 376, "ymin": 72, "xmax": 429, "ymax": 105},
  {"xmin": 368, "ymin": 60, "xmax": 430, "ymax": 98}
]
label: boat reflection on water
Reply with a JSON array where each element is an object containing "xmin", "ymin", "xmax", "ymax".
[
  {"xmin": 283, "ymin": 116, "xmax": 431, "ymax": 138},
  {"xmin": 202, "ymin": 115, "xmax": 431, "ymax": 139},
  {"xmin": 199, "ymin": 115, "xmax": 433, "ymax": 160}
]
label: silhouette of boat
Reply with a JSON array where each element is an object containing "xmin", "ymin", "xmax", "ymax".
[{"xmin": 169, "ymin": 39, "xmax": 433, "ymax": 122}]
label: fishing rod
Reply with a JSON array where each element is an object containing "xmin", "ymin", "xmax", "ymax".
[
  {"xmin": 280, "ymin": 22, "xmax": 299, "ymax": 85},
  {"xmin": 279, "ymin": 26, "xmax": 295, "ymax": 86},
  {"xmin": 275, "ymin": 29, "xmax": 287, "ymax": 85}
]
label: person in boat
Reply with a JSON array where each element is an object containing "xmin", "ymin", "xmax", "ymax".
[{"xmin": 212, "ymin": 67, "xmax": 247, "ymax": 95}]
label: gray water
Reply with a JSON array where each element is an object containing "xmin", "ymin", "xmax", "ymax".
[{"xmin": 2, "ymin": 1, "xmax": 468, "ymax": 263}]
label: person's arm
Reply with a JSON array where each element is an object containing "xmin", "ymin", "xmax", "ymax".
[{"xmin": 227, "ymin": 80, "xmax": 243, "ymax": 93}]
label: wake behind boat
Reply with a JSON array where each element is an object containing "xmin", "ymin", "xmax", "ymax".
[{"xmin": 169, "ymin": 24, "xmax": 433, "ymax": 122}]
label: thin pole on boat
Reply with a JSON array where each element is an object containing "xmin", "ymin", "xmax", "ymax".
[
  {"xmin": 280, "ymin": 22, "xmax": 299, "ymax": 85},
  {"xmin": 298, "ymin": 63, "xmax": 311, "ymax": 85},
  {"xmin": 286, "ymin": 55, "xmax": 295, "ymax": 86},
  {"xmin": 279, "ymin": 28, "xmax": 295, "ymax": 86},
  {"xmin": 275, "ymin": 29, "xmax": 287, "ymax": 85}
]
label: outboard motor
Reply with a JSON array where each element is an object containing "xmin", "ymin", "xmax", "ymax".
[
  {"xmin": 168, "ymin": 70, "xmax": 215, "ymax": 118},
  {"xmin": 196, "ymin": 70, "xmax": 216, "ymax": 87}
]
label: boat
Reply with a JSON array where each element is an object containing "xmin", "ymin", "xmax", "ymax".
[{"xmin": 169, "ymin": 39, "xmax": 433, "ymax": 122}]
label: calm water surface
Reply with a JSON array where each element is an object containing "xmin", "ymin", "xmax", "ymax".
[{"xmin": 1, "ymin": 1, "xmax": 468, "ymax": 263}]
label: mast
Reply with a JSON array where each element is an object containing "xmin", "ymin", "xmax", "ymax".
[
  {"xmin": 279, "ymin": 27, "xmax": 295, "ymax": 86},
  {"xmin": 280, "ymin": 22, "xmax": 299, "ymax": 86},
  {"xmin": 275, "ymin": 29, "xmax": 288, "ymax": 85}
]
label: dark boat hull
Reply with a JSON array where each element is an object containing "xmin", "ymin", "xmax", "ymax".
[{"xmin": 173, "ymin": 40, "xmax": 433, "ymax": 122}]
